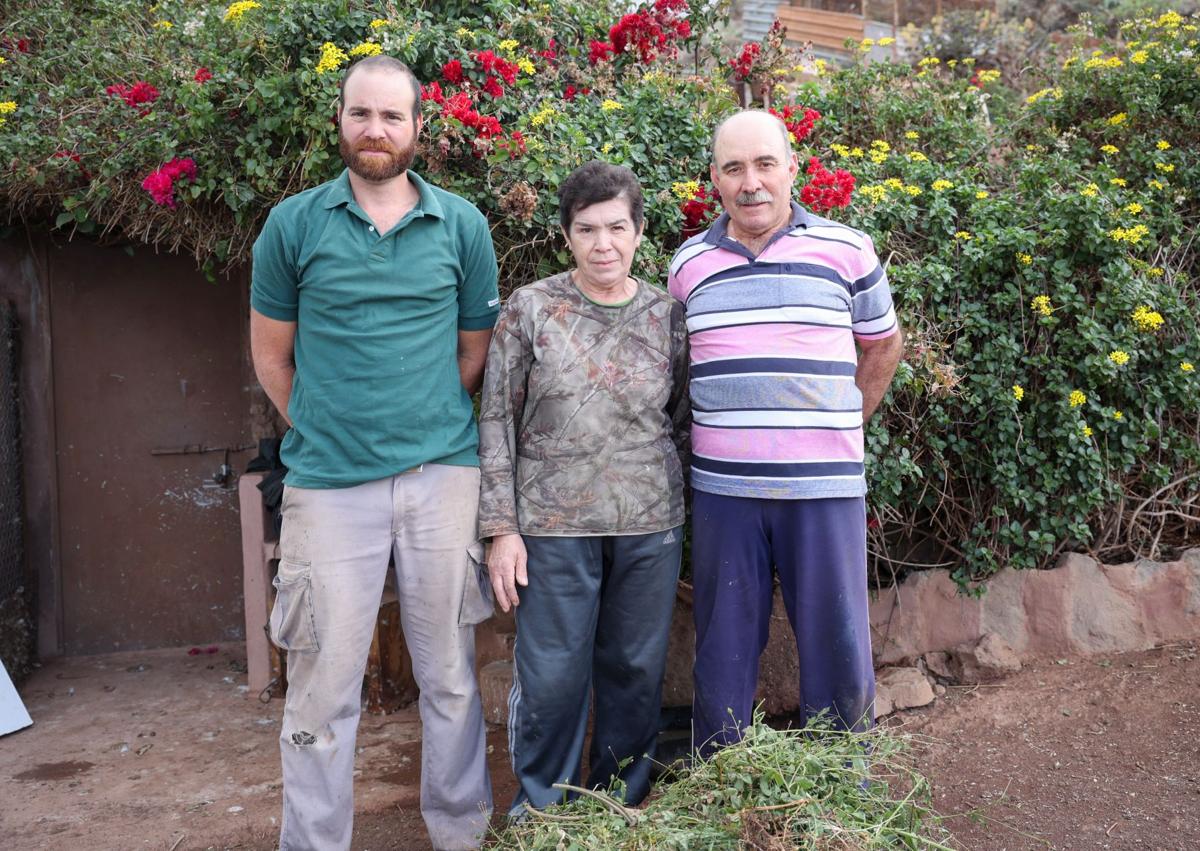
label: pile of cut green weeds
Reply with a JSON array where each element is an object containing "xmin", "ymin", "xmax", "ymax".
[{"xmin": 488, "ymin": 715, "xmax": 951, "ymax": 849}]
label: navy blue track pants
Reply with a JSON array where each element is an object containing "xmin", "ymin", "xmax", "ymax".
[
  {"xmin": 690, "ymin": 491, "xmax": 874, "ymax": 755},
  {"xmin": 508, "ymin": 528, "xmax": 683, "ymax": 812}
]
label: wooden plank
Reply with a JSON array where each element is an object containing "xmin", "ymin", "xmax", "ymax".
[
  {"xmin": 239, "ymin": 472, "xmax": 273, "ymax": 696},
  {"xmin": 776, "ymin": 6, "xmax": 865, "ymax": 51}
]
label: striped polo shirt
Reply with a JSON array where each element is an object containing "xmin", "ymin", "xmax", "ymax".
[{"xmin": 667, "ymin": 202, "xmax": 898, "ymax": 500}]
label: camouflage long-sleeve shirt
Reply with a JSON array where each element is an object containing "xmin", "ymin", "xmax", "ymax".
[{"xmin": 477, "ymin": 272, "xmax": 690, "ymax": 537}]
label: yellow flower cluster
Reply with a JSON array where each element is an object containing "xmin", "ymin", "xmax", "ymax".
[
  {"xmin": 516, "ymin": 57, "xmax": 536, "ymax": 75},
  {"xmin": 1148, "ymin": 179, "xmax": 1166, "ymax": 190},
  {"xmin": 223, "ymin": 0, "xmax": 261, "ymax": 24},
  {"xmin": 153, "ymin": 20, "xmax": 173, "ymax": 29},
  {"xmin": 1131, "ymin": 305, "xmax": 1164, "ymax": 332},
  {"xmin": 1156, "ymin": 140, "xmax": 1171, "ymax": 150},
  {"xmin": 1016, "ymin": 253, "xmax": 1033, "ymax": 265},
  {"xmin": 868, "ymin": 139, "xmax": 889, "ymax": 164},
  {"xmin": 878, "ymin": 37, "xmax": 895, "ymax": 46},
  {"xmin": 1080, "ymin": 183, "xmax": 1100, "ymax": 197},
  {"xmin": 1156, "ymin": 162, "xmax": 1175, "ymax": 173},
  {"xmin": 1124, "ymin": 202, "xmax": 1143, "ymax": 214},
  {"xmin": 917, "ymin": 56, "xmax": 940, "ymax": 67},
  {"xmin": 601, "ymin": 99, "xmax": 623, "ymax": 111},
  {"xmin": 904, "ymin": 131, "xmax": 919, "ymax": 140},
  {"xmin": 671, "ymin": 180, "xmax": 700, "ymax": 201},
  {"xmin": 976, "ymin": 69, "xmax": 1001, "ymax": 84},
  {"xmin": 1107, "ymin": 112, "xmax": 1128, "ymax": 126},
  {"xmin": 848, "ymin": 146, "xmax": 864, "ymax": 158},
  {"xmin": 1026, "ymin": 87, "xmax": 1062, "ymax": 104},
  {"xmin": 369, "ymin": 19, "xmax": 388, "ymax": 29},
  {"xmin": 1155, "ymin": 11, "xmax": 1183, "ymax": 28},
  {"xmin": 1012, "ymin": 384, "xmax": 1024, "ymax": 401},
  {"xmin": 1108, "ymin": 350, "xmax": 1130, "ymax": 366},
  {"xmin": 1110, "ymin": 177, "xmax": 1127, "ymax": 187},
  {"xmin": 1147, "ymin": 266, "xmax": 1164, "ymax": 277},
  {"xmin": 858, "ymin": 38, "xmax": 874, "ymax": 52},
  {"xmin": 857, "ymin": 185, "xmax": 888, "ymax": 204},
  {"xmin": 886, "ymin": 178, "xmax": 921, "ymax": 196},
  {"xmin": 1069, "ymin": 390, "xmax": 1087, "ymax": 407},
  {"xmin": 0, "ymin": 101, "xmax": 16, "ymax": 115},
  {"xmin": 1100, "ymin": 144, "xmax": 1119, "ymax": 154},
  {"xmin": 1031, "ymin": 294, "xmax": 1053, "ymax": 316},
  {"xmin": 349, "ymin": 42, "xmax": 383, "ymax": 58},
  {"xmin": 456, "ymin": 27, "xmax": 475, "ymax": 38},
  {"xmin": 906, "ymin": 151, "xmax": 928, "ymax": 162},
  {"xmin": 498, "ymin": 39, "xmax": 520, "ymax": 52},
  {"xmin": 1112, "ymin": 410, "xmax": 1124, "ymax": 421},
  {"xmin": 530, "ymin": 105, "xmax": 557, "ymax": 127},
  {"xmin": 1108, "ymin": 224, "xmax": 1149, "ymax": 244},
  {"xmin": 316, "ymin": 42, "xmax": 349, "ymax": 74},
  {"xmin": 1085, "ymin": 55, "xmax": 1124, "ymax": 70},
  {"xmin": 975, "ymin": 190, "xmax": 989, "ymax": 199},
  {"xmin": 954, "ymin": 231, "xmax": 972, "ymax": 241},
  {"xmin": 1083, "ymin": 425, "xmax": 1094, "ymax": 437},
  {"xmin": 830, "ymin": 143, "xmax": 851, "ymax": 157},
  {"xmin": 1182, "ymin": 362, "xmax": 1195, "ymax": 373},
  {"xmin": 931, "ymin": 179, "xmax": 953, "ymax": 191},
  {"xmin": 1130, "ymin": 50, "xmax": 1149, "ymax": 64}
]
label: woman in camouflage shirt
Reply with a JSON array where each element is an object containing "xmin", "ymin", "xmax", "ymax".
[{"xmin": 478, "ymin": 161, "xmax": 690, "ymax": 814}]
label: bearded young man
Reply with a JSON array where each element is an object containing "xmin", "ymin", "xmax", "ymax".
[
  {"xmin": 250, "ymin": 56, "xmax": 499, "ymax": 851},
  {"xmin": 668, "ymin": 110, "xmax": 904, "ymax": 755}
]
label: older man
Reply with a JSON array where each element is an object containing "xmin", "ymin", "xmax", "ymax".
[
  {"xmin": 668, "ymin": 110, "xmax": 903, "ymax": 754},
  {"xmin": 250, "ymin": 56, "xmax": 497, "ymax": 850}
]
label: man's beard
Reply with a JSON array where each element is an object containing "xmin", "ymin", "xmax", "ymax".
[{"xmin": 339, "ymin": 134, "xmax": 416, "ymax": 182}]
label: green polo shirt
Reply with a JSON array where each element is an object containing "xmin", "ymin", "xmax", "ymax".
[{"xmin": 251, "ymin": 169, "xmax": 500, "ymax": 489}]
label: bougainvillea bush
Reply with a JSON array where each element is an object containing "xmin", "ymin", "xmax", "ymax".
[{"xmin": 1, "ymin": 1, "xmax": 1196, "ymax": 583}]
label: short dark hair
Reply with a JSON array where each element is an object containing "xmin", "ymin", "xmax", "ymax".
[
  {"xmin": 557, "ymin": 160, "xmax": 645, "ymax": 232},
  {"xmin": 339, "ymin": 55, "xmax": 422, "ymax": 122}
]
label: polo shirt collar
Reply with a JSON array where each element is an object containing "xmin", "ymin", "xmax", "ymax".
[
  {"xmin": 703, "ymin": 200, "xmax": 809, "ymax": 246},
  {"xmin": 321, "ymin": 168, "xmax": 445, "ymax": 220}
]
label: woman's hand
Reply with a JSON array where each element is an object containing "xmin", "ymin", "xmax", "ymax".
[{"xmin": 487, "ymin": 533, "xmax": 528, "ymax": 613}]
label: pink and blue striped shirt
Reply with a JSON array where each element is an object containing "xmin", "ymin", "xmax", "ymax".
[{"xmin": 667, "ymin": 203, "xmax": 898, "ymax": 500}]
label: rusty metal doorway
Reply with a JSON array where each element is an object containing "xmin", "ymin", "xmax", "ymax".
[{"xmin": 48, "ymin": 240, "xmax": 253, "ymax": 654}]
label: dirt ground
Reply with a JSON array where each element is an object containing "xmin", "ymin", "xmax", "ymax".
[{"xmin": 3, "ymin": 640, "xmax": 1197, "ymax": 850}]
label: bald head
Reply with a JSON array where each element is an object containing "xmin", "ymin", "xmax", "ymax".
[{"xmin": 711, "ymin": 110, "xmax": 792, "ymax": 166}]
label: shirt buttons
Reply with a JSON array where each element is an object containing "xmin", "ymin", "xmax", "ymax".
[{"xmin": 368, "ymin": 226, "xmax": 376, "ymax": 232}]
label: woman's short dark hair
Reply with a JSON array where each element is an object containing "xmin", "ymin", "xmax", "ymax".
[{"xmin": 557, "ymin": 160, "xmax": 644, "ymax": 231}]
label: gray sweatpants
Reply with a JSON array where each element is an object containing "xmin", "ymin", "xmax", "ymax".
[{"xmin": 270, "ymin": 464, "xmax": 494, "ymax": 851}]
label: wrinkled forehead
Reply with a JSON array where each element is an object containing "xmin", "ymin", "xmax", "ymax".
[
  {"xmin": 712, "ymin": 114, "xmax": 791, "ymax": 166},
  {"xmin": 341, "ymin": 67, "xmax": 417, "ymax": 111}
]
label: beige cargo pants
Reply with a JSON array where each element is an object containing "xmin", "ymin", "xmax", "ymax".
[{"xmin": 270, "ymin": 464, "xmax": 493, "ymax": 851}]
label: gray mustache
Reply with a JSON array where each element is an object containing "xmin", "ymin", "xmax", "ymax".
[{"xmin": 735, "ymin": 190, "xmax": 773, "ymax": 205}]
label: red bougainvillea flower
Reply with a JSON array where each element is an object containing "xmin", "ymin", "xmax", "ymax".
[
  {"xmin": 141, "ymin": 171, "xmax": 176, "ymax": 207},
  {"xmin": 106, "ymin": 81, "xmax": 160, "ymax": 115},
  {"xmin": 194, "ymin": 67, "xmax": 213, "ymax": 83},
  {"xmin": 730, "ymin": 42, "xmax": 761, "ymax": 81},
  {"xmin": 141, "ymin": 157, "xmax": 197, "ymax": 209},
  {"xmin": 539, "ymin": 40, "xmax": 558, "ymax": 62},
  {"xmin": 589, "ymin": 39, "xmax": 614, "ymax": 65},
  {"xmin": 681, "ymin": 184, "xmax": 717, "ymax": 235},
  {"xmin": 482, "ymin": 75, "xmax": 504, "ymax": 99},
  {"xmin": 421, "ymin": 81, "xmax": 445, "ymax": 105},
  {"xmin": 799, "ymin": 156, "xmax": 855, "ymax": 213},
  {"xmin": 608, "ymin": 0, "xmax": 691, "ymax": 64},
  {"xmin": 769, "ymin": 105, "xmax": 821, "ymax": 143},
  {"xmin": 2, "ymin": 37, "xmax": 31, "ymax": 54},
  {"xmin": 441, "ymin": 59, "xmax": 465, "ymax": 84},
  {"xmin": 497, "ymin": 130, "xmax": 527, "ymax": 158},
  {"xmin": 472, "ymin": 50, "xmax": 519, "ymax": 85}
]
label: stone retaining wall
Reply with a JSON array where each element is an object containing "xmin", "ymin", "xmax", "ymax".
[{"xmin": 482, "ymin": 549, "xmax": 1200, "ymax": 723}]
